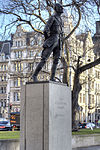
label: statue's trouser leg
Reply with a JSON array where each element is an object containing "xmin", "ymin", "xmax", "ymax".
[
  {"xmin": 50, "ymin": 58, "xmax": 59, "ymax": 81},
  {"xmin": 32, "ymin": 41, "xmax": 58, "ymax": 82},
  {"xmin": 32, "ymin": 47, "xmax": 54, "ymax": 81},
  {"xmin": 32, "ymin": 60, "xmax": 46, "ymax": 81},
  {"xmin": 50, "ymin": 45, "xmax": 60, "ymax": 81}
]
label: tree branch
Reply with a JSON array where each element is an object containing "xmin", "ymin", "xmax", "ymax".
[
  {"xmin": 79, "ymin": 57, "xmax": 100, "ymax": 74},
  {"xmin": 63, "ymin": 2, "xmax": 81, "ymax": 42}
]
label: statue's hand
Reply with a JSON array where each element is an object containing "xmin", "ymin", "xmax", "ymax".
[
  {"xmin": 60, "ymin": 32, "xmax": 65, "ymax": 42},
  {"xmin": 61, "ymin": 36, "xmax": 65, "ymax": 42},
  {"xmin": 44, "ymin": 30, "xmax": 50, "ymax": 39}
]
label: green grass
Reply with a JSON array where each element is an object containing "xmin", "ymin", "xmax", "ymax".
[
  {"xmin": 72, "ymin": 128, "xmax": 100, "ymax": 135},
  {"xmin": 0, "ymin": 131, "xmax": 20, "ymax": 139},
  {"xmin": 0, "ymin": 129, "xmax": 100, "ymax": 139}
]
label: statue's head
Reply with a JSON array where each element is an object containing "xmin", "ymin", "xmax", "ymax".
[{"xmin": 54, "ymin": 3, "xmax": 63, "ymax": 14}]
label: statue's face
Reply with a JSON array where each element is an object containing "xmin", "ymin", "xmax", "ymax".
[{"xmin": 55, "ymin": 4, "xmax": 63, "ymax": 14}]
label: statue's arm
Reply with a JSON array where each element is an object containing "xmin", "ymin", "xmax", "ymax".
[
  {"xmin": 44, "ymin": 16, "xmax": 54, "ymax": 38},
  {"xmin": 61, "ymin": 20, "xmax": 64, "ymax": 40}
]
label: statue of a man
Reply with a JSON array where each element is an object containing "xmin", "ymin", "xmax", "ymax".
[{"xmin": 32, "ymin": 3, "xmax": 63, "ymax": 82}]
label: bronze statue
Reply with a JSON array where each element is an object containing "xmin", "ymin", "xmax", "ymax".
[{"xmin": 32, "ymin": 3, "xmax": 64, "ymax": 82}]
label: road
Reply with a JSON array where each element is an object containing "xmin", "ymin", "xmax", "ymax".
[{"xmin": 73, "ymin": 145, "xmax": 100, "ymax": 150}]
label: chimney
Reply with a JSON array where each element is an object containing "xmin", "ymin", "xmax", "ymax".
[{"xmin": 96, "ymin": 21, "xmax": 100, "ymax": 35}]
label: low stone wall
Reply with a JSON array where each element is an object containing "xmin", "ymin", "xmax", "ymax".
[
  {"xmin": 0, "ymin": 139, "xmax": 20, "ymax": 150},
  {"xmin": 72, "ymin": 134, "xmax": 100, "ymax": 148},
  {"xmin": 0, "ymin": 134, "xmax": 100, "ymax": 150}
]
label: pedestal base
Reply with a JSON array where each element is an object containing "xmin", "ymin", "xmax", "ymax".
[{"xmin": 20, "ymin": 81, "xmax": 72, "ymax": 150}]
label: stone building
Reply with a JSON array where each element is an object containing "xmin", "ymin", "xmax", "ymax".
[
  {"xmin": 9, "ymin": 25, "xmax": 54, "ymax": 114},
  {"xmin": 71, "ymin": 27, "xmax": 100, "ymax": 122},
  {"xmin": 76, "ymin": 32, "xmax": 95, "ymax": 122},
  {"xmin": 0, "ymin": 40, "xmax": 12, "ymax": 118},
  {"xmin": 65, "ymin": 31, "xmax": 96, "ymax": 123},
  {"xmin": 93, "ymin": 21, "xmax": 100, "ymax": 56},
  {"xmin": 92, "ymin": 21, "xmax": 100, "ymax": 121}
]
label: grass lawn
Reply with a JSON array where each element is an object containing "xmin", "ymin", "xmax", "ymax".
[
  {"xmin": 72, "ymin": 128, "xmax": 100, "ymax": 135},
  {"xmin": 0, "ymin": 131, "xmax": 20, "ymax": 139},
  {"xmin": 0, "ymin": 129, "xmax": 100, "ymax": 139}
]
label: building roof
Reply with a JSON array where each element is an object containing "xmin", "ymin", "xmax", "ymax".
[
  {"xmin": 76, "ymin": 33, "xmax": 88, "ymax": 43},
  {"xmin": 92, "ymin": 21, "xmax": 100, "ymax": 55},
  {"xmin": 0, "ymin": 41, "xmax": 4, "ymax": 52}
]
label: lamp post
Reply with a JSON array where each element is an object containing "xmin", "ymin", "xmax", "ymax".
[{"xmin": 7, "ymin": 92, "xmax": 10, "ymax": 120}]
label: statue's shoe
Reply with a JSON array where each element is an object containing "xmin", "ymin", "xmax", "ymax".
[
  {"xmin": 50, "ymin": 78, "xmax": 56, "ymax": 82},
  {"xmin": 32, "ymin": 75, "xmax": 38, "ymax": 82}
]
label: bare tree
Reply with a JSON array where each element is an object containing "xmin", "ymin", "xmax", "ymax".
[
  {"xmin": 0, "ymin": 0, "xmax": 99, "ymax": 38},
  {"xmin": 63, "ymin": 33, "xmax": 100, "ymax": 129}
]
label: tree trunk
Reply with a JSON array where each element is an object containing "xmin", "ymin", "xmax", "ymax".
[
  {"xmin": 61, "ymin": 57, "xmax": 69, "ymax": 85},
  {"xmin": 72, "ymin": 68, "xmax": 82, "ymax": 129}
]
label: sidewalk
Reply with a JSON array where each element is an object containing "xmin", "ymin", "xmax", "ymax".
[{"xmin": 72, "ymin": 145, "xmax": 100, "ymax": 150}]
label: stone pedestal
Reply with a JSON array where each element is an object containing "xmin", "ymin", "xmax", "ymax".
[{"xmin": 20, "ymin": 81, "xmax": 72, "ymax": 150}]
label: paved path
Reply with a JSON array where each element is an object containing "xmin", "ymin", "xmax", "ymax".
[{"xmin": 73, "ymin": 146, "xmax": 100, "ymax": 150}]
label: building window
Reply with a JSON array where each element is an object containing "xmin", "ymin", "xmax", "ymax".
[
  {"xmin": 3, "ymin": 87, "xmax": 6, "ymax": 93},
  {"xmin": 82, "ymin": 80, "xmax": 85, "ymax": 88},
  {"xmin": 0, "ymin": 87, "xmax": 3, "ymax": 94},
  {"xmin": 95, "ymin": 83, "xmax": 97, "ymax": 92},
  {"xmin": 15, "ymin": 41, "xmax": 21, "ymax": 47},
  {"xmin": 14, "ymin": 92, "xmax": 20, "ymax": 101},
  {"xmin": 92, "ymin": 95, "xmax": 94, "ymax": 104},
  {"xmin": 89, "ymin": 94, "xmax": 91, "ymax": 104},
  {"xmin": 20, "ymin": 79, "xmax": 23, "ymax": 86},
  {"xmin": 0, "ymin": 76, "xmax": 4, "ymax": 81},
  {"xmin": 4, "ymin": 76, "xmax": 6, "ymax": 81},
  {"xmin": 91, "ymin": 81, "xmax": 94, "ymax": 89},
  {"xmin": 14, "ymin": 63, "xmax": 16, "ymax": 71},
  {"xmin": 29, "ymin": 51, "xmax": 34, "ymax": 57},
  {"xmin": 16, "ymin": 41, "xmax": 17, "ymax": 47},
  {"xmin": 59, "ymin": 74, "xmax": 63, "ymax": 81},
  {"xmin": 0, "ymin": 100, "xmax": 3, "ymax": 107},
  {"xmin": 98, "ymin": 109, "xmax": 100, "ymax": 113},
  {"xmin": 28, "ymin": 63, "xmax": 33, "ymax": 71},
  {"xmin": 38, "ymin": 38, "xmax": 42, "ymax": 45},
  {"xmin": 14, "ymin": 79, "xmax": 18, "ymax": 87},
  {"xmin": 18, "ymin": 32, "xmax": 21, "ymax": 37},
  {"xmin": 3, "ymin": 101, "xmax": 6, "ymax": 107},
  {"xmin": 1, "ymin": 75, "xmax": 3, "ymax": 81},
  {"xmin": 31, "ymin": 40, "xmax": 34, "ymax": 46},
  {"xmin": 21, "ymin": 41, "xmax": 23, "ymax": 46},
  {"xmin": 17, "ymin": 63, "xmax": 21, "ymax": 71},
  {"xmin": 83, "ymin": 94, "xmax": 85, "ymax": 103},
  {"xmin": 18, "ymin": 41, "xmax": 20, "ymax": 47},
  {"xmin": 1, "ymin": 65, "xmax": 3, "ymax": 71},
  {"xmin": 18, "ymin": 51, "xmax": 22, "ymax": 58},
  {"xmin": 95, "ymin": 71, "xmax": 100, "ymax": 79},
  {"xmin": 89, "ymin": 94, "xmax": 94, "ymax": 104},
  {"xmin": 0, "ymin": 87, "xmax": 6, "ymax": 94},
  {"xmin": 15, "ymin": 51, "xmax": 22, "ymax": 58},
  {"xmin": 79, "ymin": 93, "xmax": 82, "ymax": 103},
  {"xmin": 4, "ymin": 65, "xmax": 6, "ymax": 71},
  {"xmin": 15, "ymin": 51, "xmax": 18, "ymax": 58},
  {"xmin": 98, "ymin": 94, "xmax": 100, "ymax": 106},
  {"xmin": 20, "ymin": 51, "xmax": 21, "ymax": 57},
  {"xmin": 37, "ymin": 52, "xmax": 41, "ymax": 57},
  {"xmin": 14, "ymin": 78, "xmax": 20, "ymax": 87},
  {"xmin": 1, "ymin": 54, "xmax": 5, "ymax": 60},
  {"xmin": 14, "ymin": 62, "xmax": 22, "ymax": 72}
]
